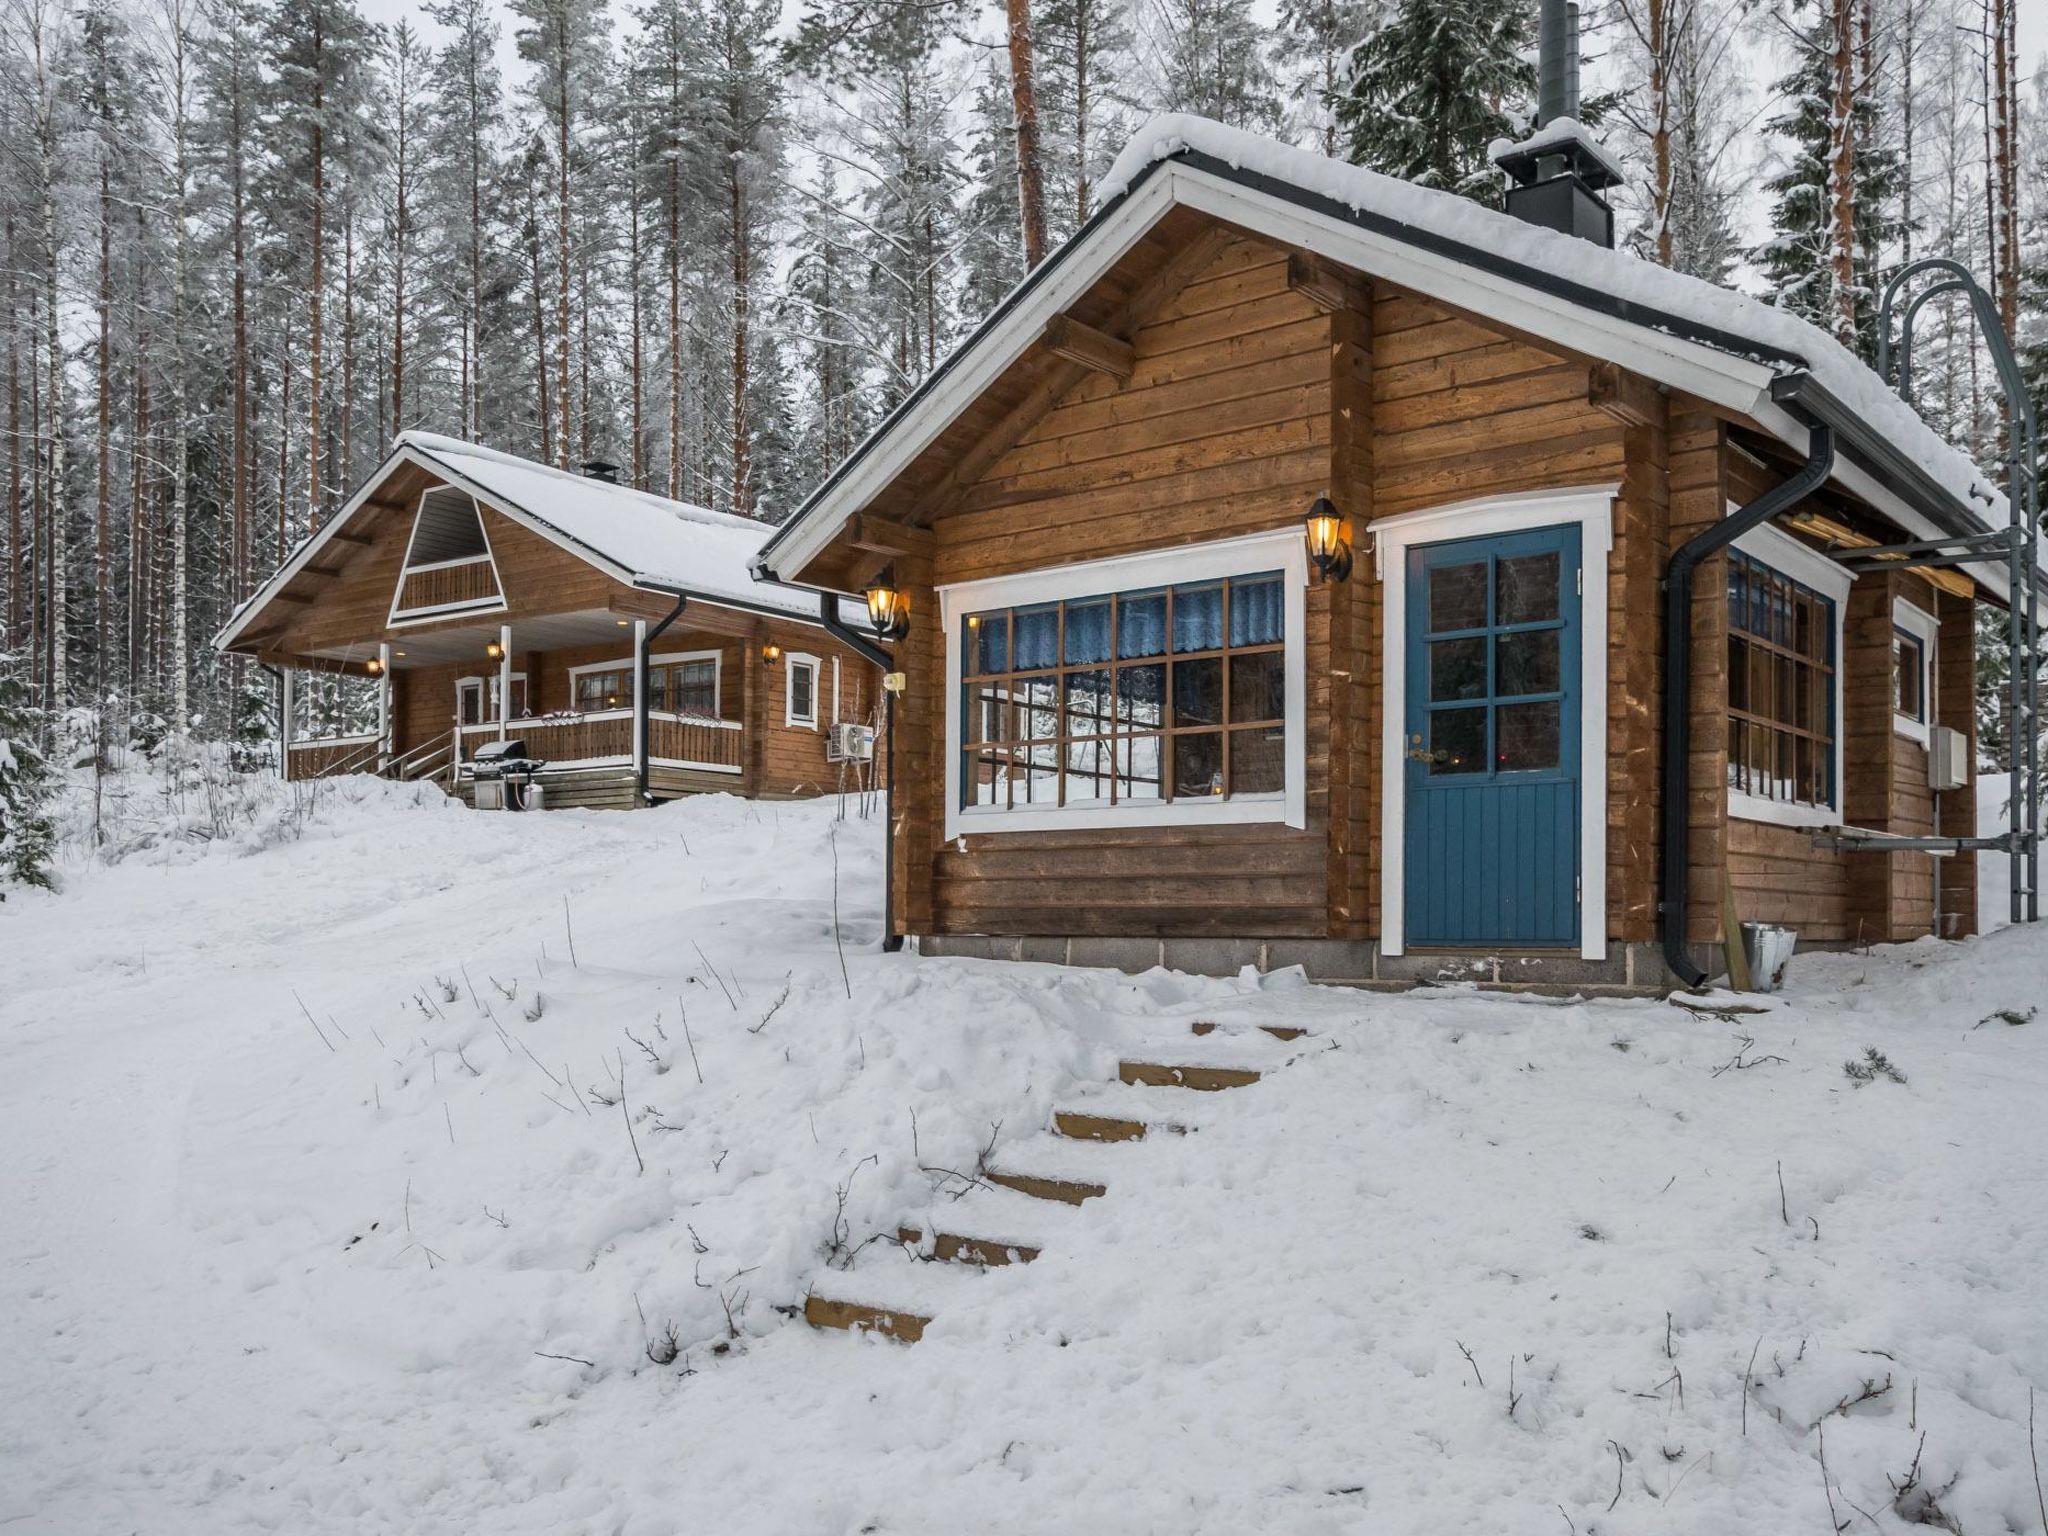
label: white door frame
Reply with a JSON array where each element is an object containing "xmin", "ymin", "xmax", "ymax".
[{"xmin": 1373, "ymin": 484, "xmax": 1617, "ymax": 961}]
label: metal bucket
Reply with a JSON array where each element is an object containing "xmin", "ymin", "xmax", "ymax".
[{"xmin": 1740, "ymin": 923, "xmax": 1798, "ymax": 992}]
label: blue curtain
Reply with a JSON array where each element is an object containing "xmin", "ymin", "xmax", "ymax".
[
  {"xmin": 1230, "ymin": 574, "xmax": 1283, "ymax": 646},
  {"xmin": 1173, "ymin": 583, "xmax": 1223, "ymax": 652},
  {"xmin": 1064, "ymin": 600, "xmax": 1111, "ymax": 664},
  {"xmin": 1117, "ymin": 591, "xmax": 1166, "ymax": 658},
  {"xmin": 1014, "ymin": 605, "xmax": 1059, "ymax": 671}
]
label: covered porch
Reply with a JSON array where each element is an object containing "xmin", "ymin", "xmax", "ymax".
[{"xmin": 279, "ymin": 591, "xmax": 765, "ymax": 806}]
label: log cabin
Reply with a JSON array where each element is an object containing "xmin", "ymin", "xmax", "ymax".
[
  {"xmin": 215, "ymin": 433, "xmax": 886, "ymax": 810},
  {"xmin": 752, "ymin": 107, "xmax": 2043, "ymax": 993}
]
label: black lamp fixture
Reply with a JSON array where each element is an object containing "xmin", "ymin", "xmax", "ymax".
[
  {"xmin": 365, "ymin": 656, "xmax": 384, "ymax": 677},
  {"xmin": 864, "ymin": 575, "xmax": 911, "ymax": 641},
  {"xmin": 762, "ymin": 640, "xmax": 782, "ymax": 664},
  {"xmin": 485, "ymin": 639, "xmax": 505, "ymax": 662},
  {"xmin": 1304, "ymin": 497, "xmax": 1354, "ymax": 582}
]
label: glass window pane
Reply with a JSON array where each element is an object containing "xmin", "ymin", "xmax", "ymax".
[
  {"xmin": 1429, "ymin": 637, "xmax": 1486, "ymax": 701},
  {"xmin": 1428, "ymin": 561, "xmax": 1488, "ymax": 633},
  {"xmin": 1064, "ymin": 598, "xmax": 1111, "ymax": 664},
  {"xmin": 964, "ymin": 682, "xmax": 1010, "ymax": 745},
  {"xmin": 1728, "ymin": 637, "xmax": 1749, "ymax": 712},
  {"xmin": 1496, "ymin": 701, "xmax": 1560, "ymax": 771},
  {"xmin": 1065, "ymin": 737, "xmax": 1113, "ymax": 802},
  {"xmin": 1229, "ymin": 573, "xmax": 1283, "ymax": 646},
  {"xmin": 1230, "ymin": 726, "xmax": 1284, "ymax": 794},
  {"xmin": 1117, "ymin": 663, "xmax": 1166, "ymax": 729},
  {"xmin": 963, "ymin": 746, "xmax": 1009, "ymax": 808},
  {"xmin": 1429, "ymin": 706, "xmax": 1485, "ymax": 774},
  {"xmin": 1116, "ymin": 734, "xmax": 1164, "ymax": 802},
  {"xmin": 1173, "ymin": 731, "xmax": 1224, "ymax": 799},
  {"xmin": 1013, "ymin": 674, "xmax": 1059, "ymax": 739},
  {"xmin": 1172, "ymin": 582, "xmax": 1224, "ymax": 653},
  {"xmin": 1497, "ymin": 629, "xmax": 1560, "ymax": 697},
  {"xmin": 1497, "ymin": 552, "xmax": 1559, "ymax": 624},
  {"xmin": 675, "ymin": 660, "xmax": 716, "ymax": 717},
  {"xmin": 1013, "ymin": 604, "xmax": 1059, "ymax": 671},
  {"xmin": 1062, "ymin": 669, "xmax": 1111, "ymax": 738},
  {"xmin": 966, "ymin": 612, "xmax": 1007, "ymax": 675},
  {"xmin": 1117, "ymin": 589, "xmax": 1167, "ymax": 659},
  {"xmin": 1173, "ymin": 656, "xmax": 1224, "ymax": 728},
  {"xmin": 1229, "ymin": 651, "xmax": 1284, "ymax": 723},
  {"xmin": 1014, "ymin": 742, "xmax": 1059, "ymax": 804}
]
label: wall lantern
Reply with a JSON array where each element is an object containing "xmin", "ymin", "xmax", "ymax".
[
  {"xmin": 365, "ymin": 656, "xmax": 384, "ymax": 677},
  {"xmin": 864, "ymin": 579, "xmax": 911, "ymax": 641},
  {"xmin": 485, "ymin": 640, "xmax": 505, "ymax": 661},
  {"xmin": 1304, "ymin": 497, "xmax": 1354, "ymax": 582},
  {"xmin": 762, "ymin": 640, "xmax": 782, "ymax": 664}
]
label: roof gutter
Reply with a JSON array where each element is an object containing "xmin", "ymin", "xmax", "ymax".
[
  {"xmin": 818, "ymin": 594, "xmax": 902, "ymax": 955},
  {"xmin": 1660, "ymin": 411, "xmax": 1835, "ymax": 991}
]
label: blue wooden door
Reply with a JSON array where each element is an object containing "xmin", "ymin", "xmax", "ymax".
[{"xmin": 1404, "ymin": 525, "xmax": 1581, "ymax": 947}]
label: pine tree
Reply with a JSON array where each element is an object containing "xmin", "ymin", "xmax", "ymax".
[
  {"xmin": 1036, "ymin": 0, "xmax": 1134, "ymax": 229},
  {"xmin": 1754, "ymin": 0, "xmax": 1908, "ymax": 359},
  {"xmin": 1336, "ymin": 0, "xmax": 1535, "ymax": 203},
  {"xmin": 1274, "ymin": 0, "xmax": 1367, "ymax": 155},
  {"xmin": 0, "ymin": 650, "xmax": 57, "ymax": 896},
  {"xmin": 1140, "ymin": 0, "xmax": 1279, "ymax": 131}
]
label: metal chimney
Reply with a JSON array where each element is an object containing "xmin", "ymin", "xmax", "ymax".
[
  {"xmin": 1492, "ymin": 0, "xmax": 1618, "ymax": 246},
  {"xmin": 580, "ymin": 458, "xmax": 621, "ymax": 484}
]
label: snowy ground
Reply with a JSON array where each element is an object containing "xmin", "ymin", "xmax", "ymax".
[{"xmin": 4, "ymin": 772, "xmax": 2047, "ymax": 1535}]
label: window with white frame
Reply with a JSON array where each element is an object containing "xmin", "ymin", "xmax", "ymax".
[
  {"xmin": 568, "ymin": 653, "xmax": 719, "ymax": 717},
  {"xmin": 1893, "ymin": 599, "xmax": 1937, "ymax": 743},
  {"xmin": 942, "ymin": 530, "xmax": 1306, "ymax": 835},
  {"xmin": 1723, "ymin": 523, "xmax": 1850, "ymax": 826},
  {"xmin": 786, "ymin": 653, "xmax": 820, "ymax": 729}
]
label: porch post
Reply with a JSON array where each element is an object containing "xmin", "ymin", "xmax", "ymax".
[
  {"xmin": 497, "ymin": 623, "xmax": 512, "ymax": 742},
  {"xmin": 631, "ymin": 617, "xmax": 648, "ymax": 788},
  {"xmin": 280, "ymin": 666, "xmax": 296, "ymax": 780},
  {"xmin": 377, "ymin": 642, "xmax": 393, "ymax": 772}
]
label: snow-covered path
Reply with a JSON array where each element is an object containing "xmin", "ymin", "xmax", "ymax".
[{"xmin": 5, "ymin": 779, "xmax": 2048, "ymax": 1536}]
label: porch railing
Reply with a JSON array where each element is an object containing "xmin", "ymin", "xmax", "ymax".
[
  {"xmin": 454, "ymin": 710, "xmax": 743, "ymax": 775},
  {"xmin": 394, "ymin": 555, "xmax": 500, "ymax": 615},
  {"xmin": 285, "ymin": 733, "xmax": 381, "ymax": 781}
]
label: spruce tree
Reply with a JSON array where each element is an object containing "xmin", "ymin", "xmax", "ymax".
[
  {"xmin": 1336, "ymin": 0, "xmax": 1535, "ymax": 203},
  {"xmin": 1753, "ymin": 0, "xmax": 1908, "ymax": 361},
  {"xmin": 1142, "ymin": 0, "xmax": 1279, "ymax": 131},
  {"xmin": 0, "ymin": 650, "xmax": 57, "ymax": 896}
]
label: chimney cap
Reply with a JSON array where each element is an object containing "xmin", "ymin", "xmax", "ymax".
[
  {"xmin": 1489, "ymin": 118, "xmax": 1624, "ymax": 192},
  {"xmin": 580, "ymin": 458, "xmax": 621, "ymax": 484}
]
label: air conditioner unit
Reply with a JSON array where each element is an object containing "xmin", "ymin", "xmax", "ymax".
[
  {"xmin": 1927, "ymin": 725, "xmax": 1969, "ymax": 792},
  {"xmin": 826, "ymin": 722, "xmax": 876, "ymax": 763}
]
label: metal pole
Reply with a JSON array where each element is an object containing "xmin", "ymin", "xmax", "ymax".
[{"xmin": 498, "ymin": 623, "xmax": 512, "ymax": 744}]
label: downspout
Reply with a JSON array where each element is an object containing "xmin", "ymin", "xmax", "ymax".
[
  {"xmin": 637, "ymin": 593, "xmax": 688, "ymax": 805},
  {"xmin": 819, "ymin": 593, "xmax": 903, "ymax": 954},
  {"xmin": 1660, "ymin": 415, "xmax": 1835, "ymax": 989}
]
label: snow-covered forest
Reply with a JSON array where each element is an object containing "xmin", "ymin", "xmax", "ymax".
[{"xmin": 0, "ymin": 0, "xmax": 2039, "ymax": 740}]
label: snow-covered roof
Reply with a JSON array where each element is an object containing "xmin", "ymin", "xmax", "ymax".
[
  {"xmin": 395, "ymin": 433, "xmax": 826, "ymax": 619},
  {"xmin": 1098, "ymin": 116, "xmax": 2005, "ymax": 525},
  {"xmin": 759, "ymin": 114, "xmax": 2025, "ymax": 601},
  {"xmin": 216, "ymin": 435, "xmax": 857, "ymax": 652}
]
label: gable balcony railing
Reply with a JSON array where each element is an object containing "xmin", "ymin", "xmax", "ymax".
[{"xmin": 395, "ymin": 555, "xmax": 501, "ymax": 616}]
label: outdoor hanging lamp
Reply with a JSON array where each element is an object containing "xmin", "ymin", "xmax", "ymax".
[
  {"xmin": 365, "ymin": 656, "xmax": 384, "ymax": 677},
  {"xmin": 485, "ymin": 640, "xmax": 505, "ymax": 661},
  {"xmin": 1304, "ymin": 497, "xmax": 1354, "ymax": 582},
  {"xmin": 762, "ymin": 640, "xmax": 782, "ymax": 664},
  {"xmin": 864, "ymin": 577, "xmax": 911, "ymax": 641}
]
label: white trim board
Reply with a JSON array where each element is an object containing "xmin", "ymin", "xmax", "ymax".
[
  {"xmin": 1374, "ymin": 485, "xmax": 1616, "ymax": 962},
  {"xmin": 937, "ymin": 526, "xmax": 1309, "ymax": 840},
  {"xmin": 1892, "ymin": 597, "xmax": 1939, "ymax": 746},
  {"xmin": 1724, "ymin": 517, "xmax": 1852, "ymax": 831},
  {"xmin": 785, "ymin": 652, "xmax": 822, "ymax": 729}
]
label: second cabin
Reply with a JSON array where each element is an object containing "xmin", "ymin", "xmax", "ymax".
[{"xmin": 215, "ymin": 435, "xmax": 886, "ymax": 810}]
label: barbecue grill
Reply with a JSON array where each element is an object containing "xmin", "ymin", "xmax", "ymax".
[{"xmin": 471, "ymin": 738, "xmax": 548, "ymax": 811}]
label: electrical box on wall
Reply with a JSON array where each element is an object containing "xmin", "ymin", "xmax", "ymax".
[{"xmin": 1927, "ymin": 725, "xmax": 1969, "ymax": 792}]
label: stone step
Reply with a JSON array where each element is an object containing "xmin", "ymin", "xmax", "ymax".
[
  {"xmin": 1052, "ymin": 1109, "xmax": 1153, "ymax": 1142},
  {"xmin": 1190, "ymin": 1020, "xmax": 1307, "ymax": 1042},
  {"xmin": 1119, "ymin": 1059, "xmax": 1263, "ymax": 1092},
  {"xmin": 984, "ymin": 1167, "xmax": 1108, "ymax": 1206},
  {"xmin": 896, "ymin": 1224, "xmax": 1041, "ymax": 1266},
  {"xmin": 803, "ymin": 1291, "xmax": 931, "ymax": 1343}
]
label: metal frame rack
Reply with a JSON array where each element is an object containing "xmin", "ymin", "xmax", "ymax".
[{"xmin": 1826, "ymin": 259, "xmax": 2042, "ymax": 926}]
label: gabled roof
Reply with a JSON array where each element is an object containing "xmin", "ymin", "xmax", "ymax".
[
  {"xmin": 215, "ymin": 433, "xmax": 849, "ymax": 652},
  {"xmin": 755, "ymin": 114, "xmax": 2024, "ymax": 601}
]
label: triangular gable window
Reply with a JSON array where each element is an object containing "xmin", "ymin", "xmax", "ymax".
[{"xmin": 391, "ymin": 484, "xmax": 505, "ymax": 621}]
